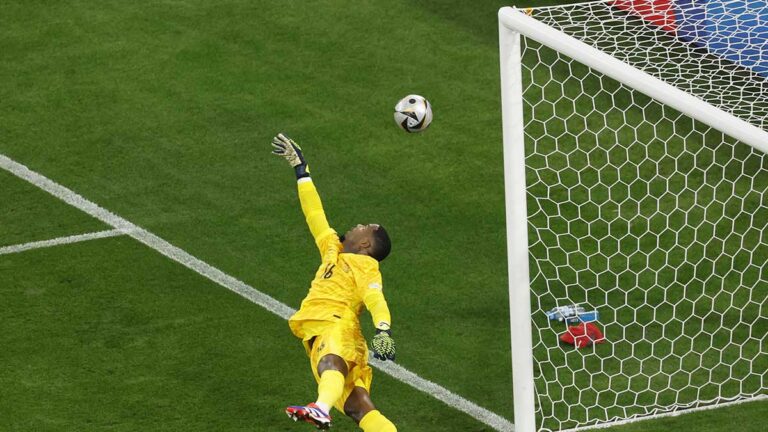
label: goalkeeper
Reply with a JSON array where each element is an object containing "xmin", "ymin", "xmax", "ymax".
[{"xmin": 272, "ymin": 133, "xmax": 397, "ymax": 432}]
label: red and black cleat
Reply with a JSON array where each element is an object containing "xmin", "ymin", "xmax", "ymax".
[{"xmin": 285, "ymin": 403, "xmax": 332, "ymax": 430}]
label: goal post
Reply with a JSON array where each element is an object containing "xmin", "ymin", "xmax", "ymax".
[
  {"xmin": 499, "ymin": 20, "xmax": 538, "ymax": 432},
  {"xmin": 499, "ymin": 4, "xmax": 768, "ymax": 432}
]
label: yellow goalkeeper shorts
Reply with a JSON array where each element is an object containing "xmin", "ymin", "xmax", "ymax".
[{"xmin": 292, "ymin": 317, "xmax": 373, "ymax": 412}]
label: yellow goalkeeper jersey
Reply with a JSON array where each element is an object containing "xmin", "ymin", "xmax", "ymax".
[{"xmin": 288, "ymin": 177, "xmax": 392, "ymax": 338}]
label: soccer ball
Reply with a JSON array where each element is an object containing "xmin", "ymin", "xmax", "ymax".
[{"xmin": 394, "ymin": 94, "xmax": 433, "ymax": 133}]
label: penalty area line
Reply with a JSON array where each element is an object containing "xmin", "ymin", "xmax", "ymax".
[
  {"xmin": 0, "ymin": 229, "xmax": 127, "ymax": 256},
  {"xmin": 0, "ymin": 153, "xmax": 515, "ymax": 432}
]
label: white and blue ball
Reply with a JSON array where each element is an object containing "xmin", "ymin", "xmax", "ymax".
[{"xmin": 394, "ymin": 94, "xmax": 433, "ymax": 133}]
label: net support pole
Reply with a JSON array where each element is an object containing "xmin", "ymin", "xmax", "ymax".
[
  {"xmin": 498, "ymin": 6, "xmax": 768, "ymax": 154},
  {"xmin": 499, "ymin": 9, "xmax": 536, "ymax": 432}
]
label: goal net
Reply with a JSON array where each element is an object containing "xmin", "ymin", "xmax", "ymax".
[{"xmin": 498, "ymin": 2, "xmax": 768, "ymax": 431}]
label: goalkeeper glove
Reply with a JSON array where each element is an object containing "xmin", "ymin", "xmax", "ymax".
[
  {"xmin": 271, "ymin": 133, "xmax": 310, "ymax": 179},
  {"xmin": 371, "ymin": 329, "xmax": 396, "ymax": 361}
]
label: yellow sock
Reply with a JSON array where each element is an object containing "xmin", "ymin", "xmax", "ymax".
[
  {"xmin": 359, "ymin": 409, "xmax": 397, "ymax": 432},
  {"xmin": 316, "ymin": 370, "xmax": 345, "ymax": 412}
]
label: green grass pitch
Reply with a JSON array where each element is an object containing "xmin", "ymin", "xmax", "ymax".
[{"xmin": 0, "ymin": 1, "xmax": 765, "ymax": 431}]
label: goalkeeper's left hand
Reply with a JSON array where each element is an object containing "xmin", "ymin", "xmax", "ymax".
[{"xmin": 372, "ymin": 329, "xmax": 396, "ymax": 361}]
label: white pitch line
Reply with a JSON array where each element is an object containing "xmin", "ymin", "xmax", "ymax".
[
  {"xmin": 0, "ymin": 229, "xmax": 126, "ymax": 255},
  {"xmin": 0, "ymin": 153, "xmax": 515, "ymax": 432}
]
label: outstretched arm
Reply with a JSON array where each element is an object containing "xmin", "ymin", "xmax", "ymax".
[
  {"xmin": 297, "ymin": 178, "xmax": 334, "ymax": 242},
  {"xmin": 272, "ymin": 133, "xmax": 335, "ymax": 244}
]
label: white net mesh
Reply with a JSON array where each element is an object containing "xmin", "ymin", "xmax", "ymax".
[
  {"xmin": 517, "ymin": 1, "xmax": 768, "ymax": 430},
  {"xmin": 531, "ymin": 0, "xmax": 768, "ymax": 130}
]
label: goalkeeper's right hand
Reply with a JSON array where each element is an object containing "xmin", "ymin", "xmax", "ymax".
[{"xmin": 271, "ymin": 133, "xmax": 310, "ymax": 179}]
